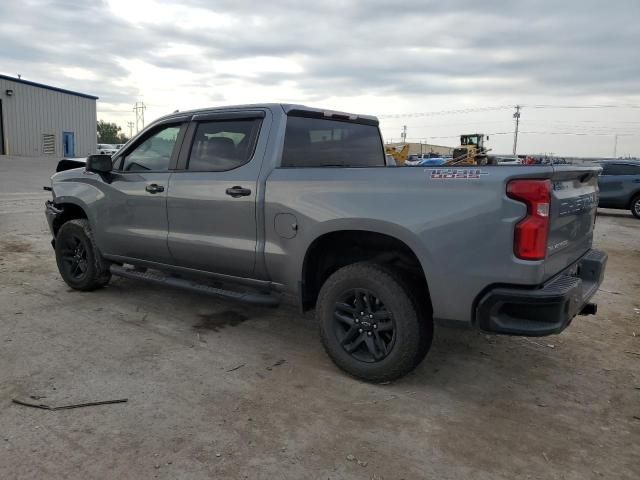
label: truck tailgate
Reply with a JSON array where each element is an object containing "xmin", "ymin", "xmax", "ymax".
[{"xmin": 545, "ymin": 165, "xmax": 600, "ymax": 279}]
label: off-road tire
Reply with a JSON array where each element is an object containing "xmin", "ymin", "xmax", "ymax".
[
  {"xmin": 55, "ymin": 219, "xmax": 111, "ymax": 291},
  {"xmin": 317, "ymin": 262, "xmax": 433, "ymax": 383},
  {"xmin": 631, "ymin": 194, "xmax": 640, "ymax": 219}
]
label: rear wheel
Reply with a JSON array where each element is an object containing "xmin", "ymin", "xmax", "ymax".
[
  {"xmin": 631, "ymin": 195, "xmax": 640, "ymax": 219},
  {"xmin": 317, "ymin": 262, "xmax": 432, "ymax": 383},
  {"xmin": 55, "ymin": 219, "xmax": 111, "ymax": 291}
]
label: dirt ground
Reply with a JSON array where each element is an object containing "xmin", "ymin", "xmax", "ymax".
[{"xmin": 1, "ymin": 156, "xmax": 638, "ymax": 480}]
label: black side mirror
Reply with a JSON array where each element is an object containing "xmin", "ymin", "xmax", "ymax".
[{"xmin": 86, "ymin": 154, "xmax": 112, "ymax": 174}]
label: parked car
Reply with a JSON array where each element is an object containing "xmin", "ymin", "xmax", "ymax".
[
  {"xmin": 597, "ymin": 160, "xmax": 640, "ymax": 219},
  {"xmin": 45, "ymin": 104, "xmax": 607, "ymax": 382},
  {"xmin": 97, "ymin": 144, "xmax": 118, "ymax": 155}
]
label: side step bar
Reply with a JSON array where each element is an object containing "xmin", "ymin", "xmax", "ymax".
[{"xmin": 109, "ymin": 265, "xmax": 279, "ymax": 307}]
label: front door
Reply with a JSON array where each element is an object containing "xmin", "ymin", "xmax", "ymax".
[
  {"xmin": 96, "ymin": 122, "xmax": 185, "ymax": 264},
  {"xmin": 167, "ymin": 113, "xmax": 267, "ymax": 278},
  {"xmin": 63, "ymin": 131, "xmax": 74, "ymax": 157}
]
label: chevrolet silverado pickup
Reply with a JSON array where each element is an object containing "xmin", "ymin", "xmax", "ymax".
[{"xmin": 45, "ymin": 104, "xmax": 607, "ymax": 382}]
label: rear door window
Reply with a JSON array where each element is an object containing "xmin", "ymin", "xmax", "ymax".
[
  {"xmin": 187, "ymin": 119, "xmax": 262, "ymax": 171},
  {"xmin": 281, "ymin": 116, "xmax": 384, "ymax": 167}
]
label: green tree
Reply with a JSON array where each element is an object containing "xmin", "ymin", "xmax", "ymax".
[
  {"xmin": 116, "ymin": 132, "xmax": 130, "ymax": 144},
  {"xmin": 97, "ymin": 120, "xmax": 121, "ymax": 144}
]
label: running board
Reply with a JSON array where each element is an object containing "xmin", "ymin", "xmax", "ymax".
[{"xmin": 109, "ymin": 265, "xmax": 279, "ymax": 307}]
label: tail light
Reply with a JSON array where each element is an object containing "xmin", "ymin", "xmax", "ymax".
[{"xmin": 507, "ymin": 179, "xmax": 551, "ymax": 260}]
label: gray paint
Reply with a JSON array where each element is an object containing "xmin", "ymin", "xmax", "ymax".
[
  {"xmin": 0, "ymin": 76, "xmax": 96, "ymax": 157},
  {"xmin": 48, "ymin": 104, "xmax": 601, "ymax": 327}
]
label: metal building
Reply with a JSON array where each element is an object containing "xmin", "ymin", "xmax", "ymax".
[{"xmin": 0, "ymin": 74, "xmax": 97, "ymax": 157}]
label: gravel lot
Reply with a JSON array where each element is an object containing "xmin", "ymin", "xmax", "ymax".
[{"xmin": 1, "ymin": 155, "xmax": 639, "ymax": 480}]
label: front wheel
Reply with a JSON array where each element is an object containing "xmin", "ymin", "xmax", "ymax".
[
  {"xmin": 631, "ymin": 195, "xmax": 640, "ymax": 219},
  {"xmin": 55, "ymin": 219, "xmax": 111, "ymax": 291},
  {"xmin": 317, "ymin": 262, "xmax": 432, "ymax": 383}
]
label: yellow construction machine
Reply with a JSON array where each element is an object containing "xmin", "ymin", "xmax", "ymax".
[
  {"xmin": 445, "ymin": 134, "xmax": 490, "ymax": 165},
  {"xmin": 384, "ymin": 144, "xmax": 410, "ymax": 165}
]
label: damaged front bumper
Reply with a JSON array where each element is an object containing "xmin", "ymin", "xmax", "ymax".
[{"xmin": 45, "ymin": 200, "xmax": 63, "ymax": 247}]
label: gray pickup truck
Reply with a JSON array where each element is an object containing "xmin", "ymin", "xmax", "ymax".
[{"xmin": 45, "ymin": 104, "xmax": 607, "ymax": 382}]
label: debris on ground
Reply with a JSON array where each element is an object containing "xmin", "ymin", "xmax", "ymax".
[
  {"xmin": 346, "ymin": 454, "xmax": 356, "ymax": 462},
  {"xmin": 226, "ymin": 363, "xmax": 245, "ymax": 372},
  {"xmin": 266, "ymin": 359, "xmax": 286, "ymax": 370},
  {"xmin": 12, "ymin": 398, "xmax": 128, "ymax": 410}
]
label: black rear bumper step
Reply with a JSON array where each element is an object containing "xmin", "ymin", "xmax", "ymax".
[
  {"xmin": 476, "ymin": 249, "xmax": 607, "ymax": 336},
  {"xmin": 109, "ymin": 265, "xmax": 279, "ymax": 307}
]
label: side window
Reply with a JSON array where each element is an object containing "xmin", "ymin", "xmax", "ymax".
[
  {"xmin": 187, "ymin": 119, "xmax": 262, "ymax": 171},
  {"xmin": 281, "ymin": 116, "xmax": 384, "ymax": 167},
  {"xmin": 121, "ymin": 125, "xmax": 181, "ymax": 172}
]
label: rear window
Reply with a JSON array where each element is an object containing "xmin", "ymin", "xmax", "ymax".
[
  {"xmin": 601, "ymin": 163, "xmax": 640, "ymax": 175},
  {"xmin": 281, "ymin": 116, "xmax": 384, "ymax": 168}
]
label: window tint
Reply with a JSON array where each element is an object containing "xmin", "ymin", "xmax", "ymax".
[
  {"xmin": 281, "ymin": 116, "xmax": 384, "ymax": 167},
  {"xmin": 122, "ymin": 126, "xmax": 180, "ymax": 172},
  {"xmin": 601, "ymin": 163, "xmax": 640, "ymax": 175},
  {"xmin": 187, "ymin": 119, "xmax": 262, "ymax": 171}
]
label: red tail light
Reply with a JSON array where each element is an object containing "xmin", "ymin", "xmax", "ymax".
[{"xmin": 507, "ymin": 179, "xmax": 551, "ymax": 260}]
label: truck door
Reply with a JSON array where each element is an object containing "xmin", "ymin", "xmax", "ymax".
[
  {"xmin": 96, "ymin": 121, "xmax": 187, "ymax": 263},
  {"xmin": 166, "ymin": 110, "xmax": 268, "ymax": 278}
]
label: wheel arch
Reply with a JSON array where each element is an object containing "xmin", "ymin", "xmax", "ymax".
[
  {"xmin": 299, "ymin": 226, "xmax": 432, "ymax": 312},
  {"xmin": 51, "ymin": 200, "xmax": 90, "ymax": 237}
]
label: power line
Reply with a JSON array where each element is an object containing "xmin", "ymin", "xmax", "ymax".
[
  {"xmin": 527, "ymin": 104, "xmax": 640, "ymax": 109},
  {"xmin": 377, "ymin": 105, "xmax": 511, "ymax": 119}
]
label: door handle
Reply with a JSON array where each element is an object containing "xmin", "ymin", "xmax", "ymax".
[
  {"xmin": 145, "ymin": 183, "xmax": 165, "ymax": 194},
  {"xmin": 225, "ymin": 186, "xmax": 252, "ymax": 198}
]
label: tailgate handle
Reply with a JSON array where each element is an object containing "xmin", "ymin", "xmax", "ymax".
[{"xmin": 580, "ymin": 172, "xmax": 595, "ymax": 183}]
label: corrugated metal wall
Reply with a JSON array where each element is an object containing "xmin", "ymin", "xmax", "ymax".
[{"xmin": 0, "ymin": 77, "xmax": 96, "ymax": 157}]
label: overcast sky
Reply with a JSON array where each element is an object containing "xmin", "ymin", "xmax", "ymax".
[{"xmin": 1, "ymin": 0, "xmax": 639, "ymax": 156}]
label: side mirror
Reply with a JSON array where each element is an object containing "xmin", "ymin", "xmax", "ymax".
[{"xmin": 86, "ymin": 154, "xmax": 112, "ymax": 174}]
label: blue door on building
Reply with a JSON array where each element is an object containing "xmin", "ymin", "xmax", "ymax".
[{"xmin": 63, "ymin": 131, "xmax": 75, "ymax": 157}]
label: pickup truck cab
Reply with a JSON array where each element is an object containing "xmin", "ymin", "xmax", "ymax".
[{"xmin": 45, "ymin": 104, "xmax": 607, "ymax": 382}]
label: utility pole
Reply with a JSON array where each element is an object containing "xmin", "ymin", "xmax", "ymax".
[
  {"xmin": 133, "ymin": 101, "xmax": 146, "ymax": 133},
  {"xmin": 512, "ymin": 105, "xmax": 521, "ymax": 155},
  {"xmin": 127, "ymin": 121, "xmax": 134, "ymax": 138},
  {"xmin": 401, "ymin": 125, "xmax": 407, "ymax": 143},
  {"xmin": 613, "ymin": 134, "xmax": 618, "ymax": 158}
]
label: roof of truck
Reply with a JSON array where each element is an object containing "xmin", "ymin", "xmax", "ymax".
[{"xmin": 153, "ymin": 103, "xmax": 379, "ymax": 125}]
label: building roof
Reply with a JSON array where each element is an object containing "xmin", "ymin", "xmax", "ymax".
[{"xmin": 0, "ymin": 74, "xmax": 98, "ymax": 100}]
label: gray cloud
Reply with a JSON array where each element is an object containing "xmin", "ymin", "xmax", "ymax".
[{"xmin": 1, "ymin": 0, "xmax": 639, "ymax": 110}]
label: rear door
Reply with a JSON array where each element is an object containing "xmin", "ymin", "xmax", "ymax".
[
  {"xmin": 545, "ymin": 166, "xmax": 600, "ymax": 277},
  {"xmin": 166, "ymin": 110, "xmax": 269, "ymax": 278},
  {"xmin": 96, "ymin": 121, "xmax": 186, "ymax": 263}
]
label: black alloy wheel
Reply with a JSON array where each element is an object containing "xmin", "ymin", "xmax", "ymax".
[
  {"xmin": 58, "ymin": 233, "xmax": 90, "ymax": 281},
  {"xmin": 334, "ymin": 289, "xmax": 395, "ymax": 363}
]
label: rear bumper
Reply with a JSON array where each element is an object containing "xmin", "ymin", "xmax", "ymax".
[{"xmin": 476, "ymin": 249, "xmax": 607, "ymax": 336}]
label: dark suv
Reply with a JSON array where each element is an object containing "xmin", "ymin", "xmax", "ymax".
[{"xmin": 597, "ymin": 161, "xmax": 640, "ymax": 219}]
